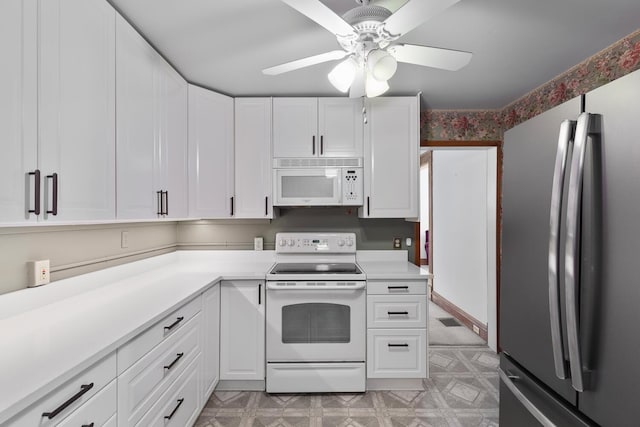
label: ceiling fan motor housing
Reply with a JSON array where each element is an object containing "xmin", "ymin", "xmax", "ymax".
[{"xmin": 338, "ymin": 5, "xmax": 397, "ymax": 53}]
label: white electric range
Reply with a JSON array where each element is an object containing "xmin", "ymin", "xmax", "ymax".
[{"xmin": 265, "ymin": 232, "xmax": 366, "ymax": 393}]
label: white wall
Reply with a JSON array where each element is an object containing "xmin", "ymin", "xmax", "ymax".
[
  {"xmin": 486, "ymin": 148, "xmax": 498, "ymax": 350},
  {"xmin": 419, "ymin": 164, "xmax": 429, "ymax": 261},
  {"xmin": 432, "ymin": 149, "xmax": 490, "ymax": 325}
]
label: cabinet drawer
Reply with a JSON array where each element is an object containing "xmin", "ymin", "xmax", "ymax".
[
  {"xmin": 367, "ymin": 295, "xmax": 427, "ymax": 328},
  {"xmin": 6, "ymin": 352, "xmax": 116, "ymax": 426},
  {"xmin": 57, "ymin": 379, "xmax": 116, "ymax": 427},
  {"xmin": 118, "ymin": 313, "xmax": 201, "ymax": 427},
  {"xmin": 367, "ymin": 281, "xmax": 427, "ymax": 295},
  {"xmin": 367, "ymin": 329, "xmax": 427, "ymax": 378},
  {"xmin": 136, "ymin": 355, "xmax": 201, "ymax": 427},
  {"xmin": 118, "ymin": 295, "xmax": 201, "ymax": 374}
]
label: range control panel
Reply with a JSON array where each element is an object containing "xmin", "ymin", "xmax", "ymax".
[{"xmin": 275, "ymin": 233, "xmax": 356, "ymax": 253}]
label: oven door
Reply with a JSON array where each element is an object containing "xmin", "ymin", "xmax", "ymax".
[
  {"xmin": 266, "ymin": 283, "xmax": 365, "ymax": 362},
  {"xmin": 273, "ymin": 168, "xmax": 341, "ymax": 206}
]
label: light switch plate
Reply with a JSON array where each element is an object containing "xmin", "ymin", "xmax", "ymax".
[{"xmin": 28, "ymin": 260, "xmax": 50, "ymax": 287}]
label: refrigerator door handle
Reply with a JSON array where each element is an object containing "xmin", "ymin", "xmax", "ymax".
[
  {"xmin": 548, "ymin": 119, "xmax": 576, "ymax": 381},
  {"xmin": 564, "ymin": 112, "xmax": 601, "ymax": 392},
  {"xmin": 499, "ymin": 369, "xmax": 557, "ymax": 427}
]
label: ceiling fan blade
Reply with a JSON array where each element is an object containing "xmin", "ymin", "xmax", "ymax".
[
  {"xmin": 262, "ymin": 50, "xmax": 348, "ymax": 75},
  {"xmin": 280, "ymin": 0, "xmax": 357, "ymax": 37},
  {"xmin": 381, "ymin": 0, "xmax": 460, "ymax": 37},
  {"xmin": 388, "ymin": 44, "xmax": 472, "ymax": 71}
]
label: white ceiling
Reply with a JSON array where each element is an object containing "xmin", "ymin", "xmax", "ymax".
[{"xmin": 108, "ymin": 0, "xmax": 640, "ymax": 109}]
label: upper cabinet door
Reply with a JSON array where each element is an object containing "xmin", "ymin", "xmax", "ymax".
[
  {"xmin": 360, "ymin": 97, "xmax": 419, "ymax": 219},
  {"xmin": 188, "ymin": 85, "xmax": 234, "ymax": 218},
  {"xmin": 38, "ymin": 0, "xmax": 116, "ymax": 221},
  {"xmin": 234, "ymin": 98, "xmax": 273, "ymax": 218},
  {"xmin": 0, "ymin": 0, "xmax": 38, "ymax": 223},
  {"xmin": 115, "ymin": 16, "xmax": 158, "ymax": 219},
  {"xmin": 157, "ymin": 59, "xmax": 188, "ymax": 219},
  {"xmin": 318, "ymin": 98, "xmax": 363, "ymax": 157},
  {"xmin": 273, "ymin": 98, "xmax": 318, "ymax": 158}
]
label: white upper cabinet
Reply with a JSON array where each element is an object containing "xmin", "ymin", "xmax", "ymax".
[
  {"xmin": 234, "ymin": 98, "xmax": 273, "ymax": 218},
  {"xmin": 318, "ymin": 98, "xmax": 364, "ymax": 157},
  {"xmin": 188, "ymin": 85, "xmax": 234, "ymax": 218},
  {"xmin": 273, "ymin": 98, "xmax": 363, "ymax": 158},
  {"xmin": 116, "ymin": 16, "xmax": 187, "ymax": 219},
  {"xmin": 39, "ymin": 0, "xmax": 116, "ymax": 222},
  {"xmin": 359, "ymin": 97, "xmax": 419, "ymax": 219},
  {"xmin": 0, "ymin": 0, "xmax": 37, "ymax": 223},
  {"xmin": 273, "ymin": 98, "xmax": 318, "ymax": 158}
]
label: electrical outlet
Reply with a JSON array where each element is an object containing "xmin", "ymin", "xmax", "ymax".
[
  {"xmin": 393, "ymin": 237, "xmax": 401, "ymax": 249},
  {"xmin": 254, "ymin": 237, "xmax": 264, "ymax": 251},
  {"xmin": 121, "ymin": 231, "xmax": 129, "ymax": 248},
  {"xmin": 28, "ymin": 260, "xmax": 50, "ymax": 287},
  {"xmin": 472, "ymin": 325, "xmax": 480, "ymax": 335}
]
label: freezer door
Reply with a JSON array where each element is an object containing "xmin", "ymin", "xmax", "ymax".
[
  {"xmin": 500, "ymin": 355, "xmax": 593, "ymax": 427},
  {"xmin": 577, "ymin": 69, "xmax": 640, "ymax": 426},
  {"xmin": 501, "ymin": 97, "xmax": 581, "ymax": 404}
]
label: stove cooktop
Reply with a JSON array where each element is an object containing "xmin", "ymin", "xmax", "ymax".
[{"xmin": 269, "ymin": 262, "xmax": 363, "ymax": 275}]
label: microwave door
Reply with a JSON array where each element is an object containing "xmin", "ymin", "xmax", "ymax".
[{"xmin": 275, "ymin": 169, "xmax": 341, "ymax": 206}]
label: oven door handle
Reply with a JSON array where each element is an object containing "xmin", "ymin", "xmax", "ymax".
[{"xmin": 266, "ymin": 282, "xmax": 366, "ymax": 290}]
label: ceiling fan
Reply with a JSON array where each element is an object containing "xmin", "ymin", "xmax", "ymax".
[{"xmin": 262, "ymin": 0, "xmax": 472, "ymax": 98}]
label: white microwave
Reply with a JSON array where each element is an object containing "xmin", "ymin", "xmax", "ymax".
[{"xmin": 273, "ymin": 158, "xmax": 363, "ymax": 207}]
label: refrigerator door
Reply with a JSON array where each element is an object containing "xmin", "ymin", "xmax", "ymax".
[
  {"xmin": 500, "ymin": 355, "xmax": 593, "ymax": 427},
  {"xmin": 577, "ymin": 69, "xmax": 640, "ymax": 426},
  {"xmin": 501, "ymin": 97, "xmax": 581, "ymax": 404}
]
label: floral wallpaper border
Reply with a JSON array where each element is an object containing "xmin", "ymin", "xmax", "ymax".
[{"xmin": 421, "ymin": 28, "xmax": 640, "ymax": 141}]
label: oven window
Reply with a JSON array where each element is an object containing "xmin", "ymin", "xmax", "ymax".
[
  {"xmin": 282, "ymin": 303, "xmax": 350, "ymax": 344},
  {"xmin": 282, "ymin": 176, "xmax": 334, "ymax": 198}
]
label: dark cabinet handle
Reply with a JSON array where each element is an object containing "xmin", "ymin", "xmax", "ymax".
[
  {"xmin": 157, "ymin": 191, "xmax": 162, "ymax": 215},
  {"xmin": 265, "ymin": 196, "xmax": 268, "ymax": 216},
  {"xmin": 388, "ymin": 343, "xmax": 409, "ymax": 347},
  {"xmin": 28, "ymin": 169, "xmax": 41, "ymax": 215},
  {"xmin": 367, "ymin": 196, "xmax": 370, "ymax": 216},
  {"xmin": 312, "ymin": 135, "xmax": 316, "ymax": 155},
  {"xmin": 82, "ymin": 423, "xmax": 94, "ymax": 427},
  {"xmin": 42, "ymin": 383, "xmax": 94, "ymax": 419},
  {"xmin": 163, "ymin": 191, "xmax": 169, "ymax": 216},
  {"xmin": 46, "ymin": 173, "xmax": 58, "ymax": 215},
  {"xmin": 164, "ymin": 398, "xmax": 184, "ymax": 420},
  {"xmin": 164, "ymin": 316, "xmax": 184, "ymax": 332},
  {"xmin": 258, "ymin": 284, "xmax": 262, "ymax": 305},
  {"xmin": 388, "ymin": 285, "xmax": 409, "ymax": 290},
  {"xmin": 230, "ymin": 196, "xmax": 234, "ymax": 216},
  {"xmin": 164, "ymin": 352, "xmax": 184, "ymax": 371},
  {"xmin": 320, "ymin": 135, "xmax": 324, "ymax": 155},
  {"xmin": 388, "ymin": 311, "xmax": 409, "ymax": 315}
]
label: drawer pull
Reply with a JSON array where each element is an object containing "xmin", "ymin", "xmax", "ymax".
[
  {"xmin": 388, "ymin": 343, "xmax": 409, "ymax": 347},
  {"xmin": 387, "ymin": 286, "xmax": 409, "ymax": 290},
  {"xmin": 164, "ymin": 316, "xmax": 184, "ymax": 332},
  {"xmin": 82, "ymin": 423, "xmax": 94, "ymax": 427},
  {"xmin": 164, "ymin": 398, "xmax": 185, "ymax": 420},
  {"xmin": 42, "ymin": 382, "xmax": 94, "ymax": 419},
  {"xmin": 164, "ymin": 352, "xmax": 185, "ymax": 371},
  {"xmin": 388, "ymin": 311, "xmax": 409, "ymax": 315}
]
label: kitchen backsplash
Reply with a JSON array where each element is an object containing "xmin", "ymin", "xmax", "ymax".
[{"xmin": 421, "ymin": 28, "xmax": 640, "ymax": 141}]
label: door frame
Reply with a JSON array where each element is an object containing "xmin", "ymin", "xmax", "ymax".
[{"xmin": 414, "ymin": 140, "xmax": 503, "ymax": 351}]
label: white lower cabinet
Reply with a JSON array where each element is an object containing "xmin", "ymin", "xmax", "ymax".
[
  {"xmin": 136, "ymin": 355, "xmax": 201, "ymax": 427},
  {"xmin": 56, "ymin": 379, "xmax": 117, "ymax": 427},
  {"xmin": 5, "ymin": 352, "xmax": 116, "ymax": 426},
  {"xmin": 366, "ymin": 279, "xmax": 428, "ymax": 382},
  {"xmin": 201, "ymin": 284, "xmax": 220, "ymax": 404},
  {"xmin": 220, "ymin": 281, "xmax": 265, "ymax": 381}
]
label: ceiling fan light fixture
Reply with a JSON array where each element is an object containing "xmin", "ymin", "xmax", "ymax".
[
  {"xmin": 367, "ymin": 49, "xmax": 397, "ymax": 81},
  {"xmin": 365, "ymin": 71, "xmax": 389, "ymax": 97},
  {"xmin": 328, "ymin": 57, "xmax": 358, "ymax": 92}
]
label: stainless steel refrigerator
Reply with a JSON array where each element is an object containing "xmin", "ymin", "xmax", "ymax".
[{"xmin": 500, "ymin": 68, "xmax": 640, "ymax": 426}]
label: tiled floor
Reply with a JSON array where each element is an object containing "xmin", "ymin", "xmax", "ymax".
[{"xmin": 196, "ymin": 347, "xmax": 499, "ymax": 427}]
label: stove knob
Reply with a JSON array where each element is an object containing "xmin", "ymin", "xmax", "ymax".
[
  {"xmin": 279, "ymin": 239, "xmax": 286, "ymax": 247},
  {"xmin": 346, "ymin": 239, "xmax": 354, "ymax": 247},
  {"xmin": 337, "ymin": 239, "xmax": 345, "ymax": 247}
]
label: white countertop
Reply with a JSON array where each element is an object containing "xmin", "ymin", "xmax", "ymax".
[{"xmin": 0, "ymin": 249, "xmax": 428, "ymax": 423}]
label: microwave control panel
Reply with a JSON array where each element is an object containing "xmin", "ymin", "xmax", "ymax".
[{"xmin": 342, "ymin": 168, "xmax": 363, "ymax": 206}]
